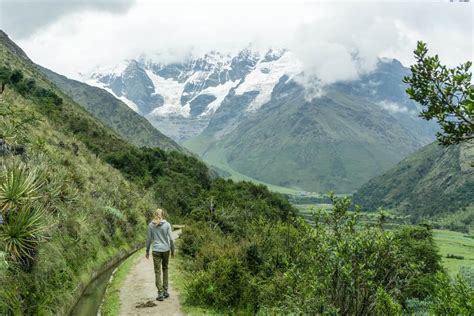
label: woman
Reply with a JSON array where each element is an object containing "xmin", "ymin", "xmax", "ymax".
[{"xmin": 145, "ymin": 208, "xmax": 175, "ymax": 301}]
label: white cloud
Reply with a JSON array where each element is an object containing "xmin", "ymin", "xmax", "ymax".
[
  {"xmin": 4, "ymin": 0, "xmax": 471, "ymax": 83},
  {"xmin": 378, "ymin": 100, "xmax": 417, "ymax": 115}
]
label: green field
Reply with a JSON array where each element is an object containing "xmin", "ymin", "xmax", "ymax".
[{"xmin": 433, "ymin": 229, "xmax": 474, "ymax": 276}]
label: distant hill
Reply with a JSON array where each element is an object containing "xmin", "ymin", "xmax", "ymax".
[
  {"xmin": 353, "ymin": 141, "xmax": 474, "ymax": 221},
  {"xmin": 38, "ymin": 66, "xmax": 183, "ymax": 151}
]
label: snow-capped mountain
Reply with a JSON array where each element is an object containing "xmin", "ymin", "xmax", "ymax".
[
  {"xmin": 82, "ymin": 49, "xmax": 438, "ymax": 192},
  {"xmin": 84, "ymin": 49, "xmax": 302, "ymax": 141}
]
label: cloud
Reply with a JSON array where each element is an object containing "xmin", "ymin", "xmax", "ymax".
[
  {"xmin": 290, "ymin": 2, "xmax": 472, "ymax": 85},
  {"xmin": 6, "ymin": 0, "xmax": 472, "ymax": 83},
  {"xmin": 0, "ymin": 0, "xmax": 135, "ymax": 39},
  {"xmin": 378, "ymin": 101, "xmax": 417, "ymax": 115}
]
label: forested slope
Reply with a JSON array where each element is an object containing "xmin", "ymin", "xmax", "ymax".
[{"xmin": 353, "ymin": 141, "xmax": 474, "ymax": 228}]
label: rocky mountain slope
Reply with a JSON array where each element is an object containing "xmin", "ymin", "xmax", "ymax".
[{"xmin": 38, "ymin": 65, "xmax": 183, "ymax": 151}]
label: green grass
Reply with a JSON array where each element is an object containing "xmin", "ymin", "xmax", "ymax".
[
  {"xmin": 433, "ymin": 229, "xmax": 474, "ymax": 276},
  {"xmin": 101, "ymin": 250, "xmax": 143, "ymax": 315}
]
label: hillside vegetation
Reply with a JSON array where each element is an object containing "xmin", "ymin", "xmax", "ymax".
[{"xmin": 353, "ymin": 141, "xmax": 474, "ymax": 231}]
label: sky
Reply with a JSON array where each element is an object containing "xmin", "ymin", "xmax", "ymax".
[{"xmin": 0, "ymin": 0, "xmax": 472, "ymax": 83}]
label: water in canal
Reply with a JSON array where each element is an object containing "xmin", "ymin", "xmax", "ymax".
[{"xmin": 70, "ymin": 263, "xmax": 116, "ymax": 316}]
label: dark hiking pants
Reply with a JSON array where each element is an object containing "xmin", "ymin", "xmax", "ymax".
[{"xmin": 152, "ymin": 251, "xmax": 170, "ymax": 294}]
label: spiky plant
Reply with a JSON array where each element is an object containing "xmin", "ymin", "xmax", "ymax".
[
  {"xmin": 0, "ymin": 205, "xmax": 47, "ymax": 270},
  {"xmin": 0, "ymin": 163, "xmax": 43, "ymax": 211}
]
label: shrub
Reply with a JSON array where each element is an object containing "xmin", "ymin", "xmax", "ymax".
[
  {"xmin": 103, "ymin": 206, "xmax": 125, "ymax": 238},
  {"xmin": 178, "ymin": 224, "xmax": 217, "ymax": 258},
  {"xmin": 447, "ymin": 254, "xmax": 465, "ymax": 260},
  {"xmin": 186, "ymin": 257, "xmax": 252, "ymax": 310},
  {"xmin": 459, "ymin": 266, "xmax": 474, "ymax": 287},
  {"xmin": 375, "ymin": 287, "xmax": 403, "ymax": 315},
  {"xmin": 9, "ymin": 70, "xmax": 23, "ymax": 85},
  {"xmin": 182, "ymin": 194, "xmax": 444, "ymax": 314},
  {"xmin": 429, "ymin": 272, "xmax": 474, "ymax": 315}
]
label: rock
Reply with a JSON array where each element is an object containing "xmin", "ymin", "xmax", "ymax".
[{"xmin": 136, "ymin": 300, "xmax": 157, "ymax": 308}]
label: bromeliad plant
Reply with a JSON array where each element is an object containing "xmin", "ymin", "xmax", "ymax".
[
  {"xmin": 0, "ymin": 162, "xmax": 47, "ymax": 271},
  {"xmin": 0, "ymin": 162, "xmax": 43, "ymax": 211},
  {"xmin": 0, "ymin": 205, "xmax": 47, "ymax": 271}
]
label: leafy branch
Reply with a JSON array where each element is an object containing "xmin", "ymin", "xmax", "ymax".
[{"xmin": 403, "ymin": 41, "xmax": 473, "ymax": 145}]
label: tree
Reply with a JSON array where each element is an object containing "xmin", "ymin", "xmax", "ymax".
[{"xmin": 404, "ymin": 41, "xmax": 473, "ymax": 145}]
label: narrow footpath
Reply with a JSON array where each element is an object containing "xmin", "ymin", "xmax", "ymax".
[{"xmin": 118, "ymin": 229, "xmax": 184, "ymax": 315}]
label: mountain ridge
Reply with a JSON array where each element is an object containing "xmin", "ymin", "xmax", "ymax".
[{"xmin": 353, "ymin": 140, "xmax": 474, "ymax": 220}]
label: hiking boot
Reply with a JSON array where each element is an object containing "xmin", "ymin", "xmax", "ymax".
[
  {"xmin": 163, "ymin": 291, "xmax": 170, "ymax": 299},
  {"xmin": 156, "ymin": 293, "xmax": 164, "ymax": 301}
]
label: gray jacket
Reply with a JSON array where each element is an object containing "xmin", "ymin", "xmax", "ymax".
[{"xmin": 146, "ymin": 220, "xmax": 175, "ymax": 254}]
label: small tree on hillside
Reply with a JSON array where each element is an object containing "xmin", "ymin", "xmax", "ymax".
[{"xmin": 403, "ymin": 41, "xmax": 473, "ymax": 145}]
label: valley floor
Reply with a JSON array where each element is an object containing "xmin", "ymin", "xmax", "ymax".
[{"xmin": 434, "ymin": 229, "xmax": 474, "ymax": 275}]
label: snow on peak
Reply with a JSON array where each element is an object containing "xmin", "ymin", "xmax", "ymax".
[
  {"xmin": 82, "ymin": 48, "xmax": 303, "ymax": 117},
  {"xmin": 235, "ymin": 51, "xmax": 302, "ymax": 112},
  {"xmin": 145, "ymin": 69, "xmax": 190, "ymax": 117}
]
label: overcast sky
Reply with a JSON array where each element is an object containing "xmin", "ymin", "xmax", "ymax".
[{"xmin": 0, "ymin": 0, "xmax": 472, "ymax": 83}]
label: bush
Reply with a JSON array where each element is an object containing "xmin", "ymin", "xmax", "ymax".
[
  {"xmin": 0, "ymin": 162, "xmax": 43, "ymax": 211},
  {"xmin": 447, "ymin": 254, "xmax": 465, "ymax": 260},
  {"xmin": 375, "ymin": 287, "xmax": 403, "ymax": 315},
  {"xmin": 182, "ymin": 194, "xmax": 444, "ymax": 314},
  {"xmin": 186, "ymin": 257, "xmax": 252, "ymax": 310},
  {"xmin": 429, "ymin": 272, "xmax": 474, "ymax": 315}
]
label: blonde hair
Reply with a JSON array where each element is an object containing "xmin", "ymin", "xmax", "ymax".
[{"xmin": 152, "ymin": 208, "xmax": 165, "ymax": 224}]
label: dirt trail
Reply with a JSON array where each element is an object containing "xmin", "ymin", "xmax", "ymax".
[{"xmin": 118, "ymin": 229, "xmax": 184, "ymax": 316}]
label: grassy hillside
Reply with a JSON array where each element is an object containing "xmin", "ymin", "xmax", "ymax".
[
  {"xmin": 38, "ymin": 65, "xmax": 182, "ymax": 151},
  {"xmin": 0, "ymin": 80, "xmax": 157, "ymax": 313},
  {"xmin": 353, "ymin": 141, "xmax": 474, "ymax": 229}
]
